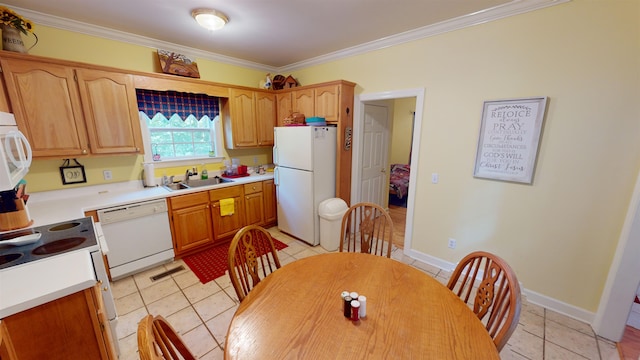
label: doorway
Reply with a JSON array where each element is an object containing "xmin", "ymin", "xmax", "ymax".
[
  {"xmin": 593, "ymin": 169, "xmax": 640, "ymax": 342},
  {"xmin": 351, "ymin": 88, "xmax": 425, "ymax": 253}
]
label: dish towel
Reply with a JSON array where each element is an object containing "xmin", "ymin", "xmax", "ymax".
[{"xmin": 220, "ymin": 198, "xmax": 235, "ymax": 216}]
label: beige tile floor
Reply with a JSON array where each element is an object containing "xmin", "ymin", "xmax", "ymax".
[{"xmin": 111, "ymin": 227, "xmax": 621, "ymax": 360}]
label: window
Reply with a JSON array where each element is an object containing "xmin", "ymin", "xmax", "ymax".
[{"xmin": 136, "ymin": 89, "xmax": 224, "ymax": 163}]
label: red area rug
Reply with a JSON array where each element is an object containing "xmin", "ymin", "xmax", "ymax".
[{"xmin": 183, "ymin": 238, "xmax": 288, "ymax": 284}]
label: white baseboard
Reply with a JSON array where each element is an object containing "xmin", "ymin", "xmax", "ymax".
[{"xmin": 405, "ymin": 248, "xmax": 596, "ymax": 325}]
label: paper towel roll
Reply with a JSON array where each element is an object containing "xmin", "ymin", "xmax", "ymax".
[{"xmin": 143, "ymin": 163, "xmax": 156, "ymax": 187}]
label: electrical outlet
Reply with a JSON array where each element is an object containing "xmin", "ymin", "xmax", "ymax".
[
  {"xmin": 103, "ymin": 170, "xmax": 113, "ymax": 180},
  {"xmin": 432, "ymin": 173, "xmax": 439, "ymax": 184},
  {"xmin": 448, "ymin": 238, "xmax": 456, "ymax": 249}
]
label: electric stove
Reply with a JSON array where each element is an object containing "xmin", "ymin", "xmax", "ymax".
[{"xmin": 0, "ymin": 217, "xmax": 98, "ymax": 270}]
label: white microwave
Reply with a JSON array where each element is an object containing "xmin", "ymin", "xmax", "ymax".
[{"xmin": 0, "ymin": 112, "xmax": 31, "ymax": 191}]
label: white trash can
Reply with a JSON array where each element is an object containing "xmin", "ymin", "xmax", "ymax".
[{"xmin": 318, "ymin": 198, "xmax": 348, "ymax": 251}]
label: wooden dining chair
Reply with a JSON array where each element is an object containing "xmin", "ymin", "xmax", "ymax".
[
  {"xmin": 137, "ymin": 314, "xmax": 196, "ymax": 360},
  {"xmin": 339, "ymin": 202, "xmax": 394, "ymax": 258},
  {"xmin": 228, "ymin": 224, "xmax": 282, "ymax": 302},
  {"xmin": 446, "ymin": 251, "xmax": 521, "ymax": 351}
]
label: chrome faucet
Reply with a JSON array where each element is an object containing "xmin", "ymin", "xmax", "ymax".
[
  {"xmin": 184, "ymin": 169, "xmax": 192, "ymax": 184},
  {"xmin": 162, "ymin": 175, "xmax": 174, "ymax": 186}
]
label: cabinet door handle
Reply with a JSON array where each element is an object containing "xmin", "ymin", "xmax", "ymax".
[{"xmin": 82, "ymin": 149, "xmax": 88, "ymax": 154}]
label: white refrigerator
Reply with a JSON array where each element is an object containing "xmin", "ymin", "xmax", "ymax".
[{"xmin": 274, "ymin": 126, "xmax": 336, "ymax": 245}]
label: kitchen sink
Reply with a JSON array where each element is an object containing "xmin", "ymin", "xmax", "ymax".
[
  {"xmin": 185, "ymin": 177, "xmax": 233, "ymax": 188},
  {"xmin": 163, "ymin": 176, "xmax": 233, "ymax": 191},
  {"xmin": 163, "ymin": 182, "xmax": 190, "ymax": 191}
]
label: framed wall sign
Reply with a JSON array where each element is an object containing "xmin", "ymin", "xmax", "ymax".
[
  {"xmin": 473, "ymin": 97, "xmax": 548, "ymax": 184},
  {"xmin": 60, "ymin": 159, "xmax": 87, "ymax": 185}
]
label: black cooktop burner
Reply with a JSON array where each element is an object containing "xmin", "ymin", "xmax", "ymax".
[{"xmin": 0, "ymin": 217, "xmax": 97, "ymax": 270}]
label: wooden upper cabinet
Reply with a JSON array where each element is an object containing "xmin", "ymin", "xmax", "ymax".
[
  {"xmin": 255, "ymin": 91, "xmax": 275, "ymax": 146},
  {"xmin": 0, "ymin": 55, "xmax": 144, "ymax": 158},
  {"xmin": 225, "ymin": 88, "xmax": 275, "ymax": 148},
  {"xmin": 0, "ymin": 58, "xmax": 89, "ymax": 157},
  {"xmin": 292, "ymin": 88, "xmax": 314, "ymax": 118},
  {"xmin": 275, "ymin": 92, "xmax": 292, "ymax": 127},
  {"xmin": 314, "ymin": 84, "xmax": 340, "ymax": 123},
  {"xmin": 228, "ymin": 88, "xmax": 258, "ymax": 147},
  {"xmin": 275, "ymin": 80, "xmax": 356, "ymax": 205},
  {"xmin": 75, "ymin": 69, "xmax": 143, "ymax": 155}
]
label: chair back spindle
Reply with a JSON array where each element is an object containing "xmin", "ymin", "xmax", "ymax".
[
  {"xmin": 228, "ymin": 225, "xmax": 282, "ymax": 301},
  {"xmin": 447, "ymin": 251, "xmax": 521, "ymax": 351},
  {"xmin": 340, "ymin": 202, "xmax": 394, "ymax": 258}
]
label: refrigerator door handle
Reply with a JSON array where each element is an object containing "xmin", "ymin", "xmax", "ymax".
[
  {"xmin": 273, "ymin": 146, "xmax": 279, "ymax": 165},
  {"xmin": 274, "ymin": 166, "xmax": 279, "ymax": 186}
]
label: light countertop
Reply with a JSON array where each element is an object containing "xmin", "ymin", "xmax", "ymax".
[
  {"xmin": 27, "ymin": 173, "xmax": 274, "ymax": 226},
  {"xmin": 0, "ymin": 249, "xmax": 98, "ymax": 318}
]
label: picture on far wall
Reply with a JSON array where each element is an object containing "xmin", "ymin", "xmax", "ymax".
[
  {"xmin": 157, "ymin": 49, "xmax": 200, "ymax": 78},
  {"xmin": 473, "ymin": 96, "xmax": 549, "ymax": 184}
]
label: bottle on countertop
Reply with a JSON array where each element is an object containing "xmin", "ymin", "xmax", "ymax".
[{"xmin": 201, "ymin": 164, "xmax": 208, "ymax": 180}]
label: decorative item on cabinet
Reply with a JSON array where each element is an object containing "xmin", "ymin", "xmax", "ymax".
[
  {"xmin": 284, "ymin": 75, "xmax": 299, "ymax": 88},
  {"xmin": 264, "ymin": 73, "xmax": 272, "ymax": 89},
  {"xmin": 156, "ymin": 49, "xmax": 200, "ymax": 78},
  {"xmin": 0, "ymin": 6, "xmax": 37, "ymax": 53},
  {"xmin": 272, "ymin": 74, "xmax": 285, "ymax": 90}
]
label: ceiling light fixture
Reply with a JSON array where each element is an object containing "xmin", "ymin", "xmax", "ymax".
[{"xmin": 192, "ymin": 9, "xmax": 228, "ymax": 31}]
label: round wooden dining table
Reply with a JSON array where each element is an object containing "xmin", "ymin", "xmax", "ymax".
[{"xmin": 224, "ymin": 252, "xmax": 499, "ymax": 359}]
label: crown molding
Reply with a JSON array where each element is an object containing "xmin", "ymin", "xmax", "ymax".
[
  {"xmin": 280, "ymin": 0, "xmax": 570, "ymax": 72},
  {"xmin": 9, "ymin": 0, "xmax": 568, "ymax": 73}
]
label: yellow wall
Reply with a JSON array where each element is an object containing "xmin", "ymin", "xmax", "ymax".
[
  {"xmin": 13, "ymin": 1, "xmax": 640, "ymax": 313},
  {"xmin": 295, "ymin": 0, "xmax": 640, "ymax": 311},
  {"xmin": 27, "ymin": 27, "xmax": 265, "ymax": 86},
  {"xmin": 390, "ymin": 98, "xmax": 415, "ymax": 165}
]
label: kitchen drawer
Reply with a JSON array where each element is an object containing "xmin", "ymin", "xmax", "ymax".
[
  {"xmin": 168, "ymin": 191, "xmax": 209, "ymax": 210},
  {"xmin": 209, "ymin": 185, "xmax": 243, "ymax": 201},
  {"xmin": 243, "ymin": 182, "xmax": 263, "ymax": 195}
]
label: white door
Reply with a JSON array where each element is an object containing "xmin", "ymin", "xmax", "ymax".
[
  {"xmin": 275, "ymin": 166, "xmax": 315, "ymax": 243},
  {"xmin": 360, "ymin": 104, "xmax": 389, "ymax": 206}
]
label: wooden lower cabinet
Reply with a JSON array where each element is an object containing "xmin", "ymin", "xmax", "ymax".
[
  {"xmin": 243, "ymin": 182, "xmax": 264, "ymax": 226},
  {"xmin": 264, "ymin": 179, "xmax": 277, "ymax": 225},
  {"xmin": 168, "ymin": 180, "xmax": 279, "ymax": 255},
  {"xmin": 0, "ymin": 285, "xmax": 116, "ymax": 360},
  {"xmin": 168, "ymin": 192, "xmax": 214, "ymax": 257},
  {"xmin": 0, "ymin": 321, "xmax": 18, "ymax": 360},
  {"xmin": 210, "ymin": 186, "xmax": 245, "ymax": 241}
]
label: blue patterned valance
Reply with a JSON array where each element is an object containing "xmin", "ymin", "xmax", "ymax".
[{"xmin": 136, "ymin": 89, "xmax": 220, "ymax": 119}]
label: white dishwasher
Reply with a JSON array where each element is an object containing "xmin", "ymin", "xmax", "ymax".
[{"xmin": 97, "ymin": 198, "xmax": 174, "ymax": 280}]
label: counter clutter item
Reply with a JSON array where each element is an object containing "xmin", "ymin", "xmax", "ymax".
[{"xmin": 143, "ymin": 163, "xmax": 156, "ymax": 187}]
